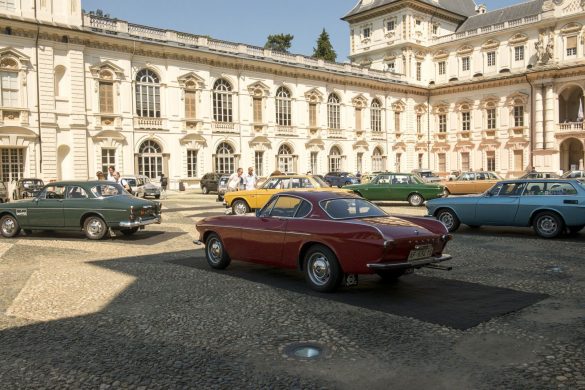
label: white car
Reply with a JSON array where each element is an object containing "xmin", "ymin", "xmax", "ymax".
[
  {"xmin": 119, "ymin": 175, "xmax": 145, "ymax": 197},
  {"xmin": 136, "ymin": 175, "xmax": 161, "ymax": 199}
]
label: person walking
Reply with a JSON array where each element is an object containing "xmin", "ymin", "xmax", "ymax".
[
  {"xmin": 227, "ymin": 168, "xmax": 244, "ymax": 192},
  {"xmin": 160, "ymin": 174, "xmax": 168, "ymax": 198},
  {"xmin": 113, "ymin": 172, "xmax": 133, "ymax": 195},
  {"xmin": 244, "ymin": 167, "xmax": 258, "ymax": 190},
  {"xmin": 107, "ymin": 166, "xmax": 116, "ymax": 182}
]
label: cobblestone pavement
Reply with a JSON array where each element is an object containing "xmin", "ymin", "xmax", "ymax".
[{"xmin": 0, "ymin": 190, "xmax": 584, "ymax": 389}]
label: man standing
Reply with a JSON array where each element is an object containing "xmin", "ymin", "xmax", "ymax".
[
  {"xmin": 244, "ymin": 167, "xmax": 258, "ymax": 190},
  {"xmin": 227, "ymin": 168, "xmax": 244, "ymax": 192},
  {"xmin": 107, "ymin": 165, "xmax": 116, "ymax": 182}
]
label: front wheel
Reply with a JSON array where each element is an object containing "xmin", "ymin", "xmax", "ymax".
[
  {"xmin": 84, "ymin": 216, "xmax": 108, "ymax": 240},
  {"xmin": 121, "ymin": 227, "xmax": 139, "ymax": 236},
  {"xmin": 436, "ymin": 209, "xmax": 460, "ymax": 232},
  {"xmin": 232, "ymin": 199, "xmax": 250, "ymax": 215},
  {"xmin": 408, "ymin": 193, "xmax": 424, "ymax": 207},
  {"xmin": 303, "ymin": 245, "xmax": 343, "ymax": 292},
  {"xmin": 533, "ymin": 212, "xmax": 564, "ymax": 238},
  {"xmin": 0, "ymin": 215, "xmax": 21, "ymax": 238},
  {"xmin": 205, "ymin": 233, "xmax": 231, "ymax": 269}
]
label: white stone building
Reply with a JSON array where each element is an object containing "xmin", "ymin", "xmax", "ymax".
[{"xmin": 0, "ymin": 0, "xmax": 583, "ymax": 192}]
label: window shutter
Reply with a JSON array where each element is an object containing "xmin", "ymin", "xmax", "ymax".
[{"xmin": 567, "ymin": 36, "xmax": 577, "ymax": 49}]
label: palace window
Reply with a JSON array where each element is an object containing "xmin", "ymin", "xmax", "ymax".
[
  {"xmin": 1, "ymin": 148, "xmax": 24, "ymax": 182},
  {"xmin": 363, "ymin": 27, "xmax": 371, "ymax": 39},
  {"xmin": 461, "ymin": 152, "xmax": 470, "ymax": 171},
  {"xmin": 438, "ymin": 61, "xmax": 446, "ymax": 75},
  {"xmin": 514, "ymin": 150, "xmax": 523, "ymax": 171},
  {"xmin": 395, "ymin": 153, "xmax": 402, "ymax": 172},
  {"xmin": 387, "ymin": 62, "xmax": 395, "ymax": 72},
  {"xmin": 0, "ymin": 70, "xmax": 18, "ymax": 107},
  {"xmin": 187, "ymin": 150, "xmax": 198, "ymax": 178},
  {"xmin": 486, "ymin": 106, "xmax": 496, "ymax": 129},
  {"xmin": 513, "ymin": 105, "xmax": 524, "ymax": 127},
  {"xmin": 394, "ymin": 111, "xmax": 401, "ymax": 132},
  {"xmin": 462, "ymin": 111, "xmax": 471, "ymax": 131},
  {"xmin": 327, "ymin": 93, "xmax": 340, "ymax": 129},
  {"xmin": 135, "ymin": 69, "xmax": 160, "ymax": 118},
  {"xmin": 416, "ymin": 114, "xmax": 422, "ymax": 134},
  {"xmin": 418, "ymin": 153, "xmax": 424, "ymax": 169},
  {"xmin": 355, "ymin": 107, "xmax": 362, "ymax": 131},
  {"xmin": 328, "ymin": 146, "xmax": 341, "ymax": 172},
  {"xmin": 514, "ymin": 46, "xmax": 524, "ymax": 62},
  {"xmin": 277, "ymin": 144, "xmax": 294, "ymax": 173},
  {"xmin": 213, "ymin": 79, "xmax": 233, "ymax": 122},
  {"xmin": 101, "ymin": 148, "xmax": 116, "ymax": 174},
  {"xmin": 566, "ymin": 36, "xmax": 577, "ymax": 57},
  {"xmin": 387, "ymin": 20, "xmax": 395, "ymax": 31},
  {"xmin": 184, "ymin": 86, "xmax": 197, "ymax": 119},
  {"xmin": 138, "ymin": 140, "xmax": 163, "ymax": 179},
  {"xmin": 253, "ymin": 97, "xmax": 262, "ymax": 124},
  {"xmin": 416, "ymin": 62, "xmax": 421, "ymax": 81},
  {"xmin": 356, "ymin": 152, "xmax": 363, "ymax": 173},
  {"xmin": 486, "ymin": 151, "xmax": 496, "ymax": 171},
  {"xmin": 215, "ymin": 142, "xmax": 235, "ymax": 175},
  {"xmin": 462, "ymin": 57, "xmax": 470, "ymax": 72},
  {"xmin": 99, "ymin": 81, "xmax": 114, "ymax": 113},
  {"xmin": 487, "ymin": 51, "xmax": 496, "ymax": 67},
  {"xmin": 255, "ymin": 151, "xmax": 264, "ymax": 177},
  {"xmin": 438, "ymin": 114, "xmax": 447, "ymax": 133},
  {"xmin": 310, "ymin": 151, "xmax": 318, "ymax": 174},
  {"xmin": 371, "ymin": 99, "xmax": 382, "ymax": 132},
  {"xmin": 372, "ymin": 148, "xmax": 384, "ymax": 172},
  {"xmin": 438, "ymin": 153, "xmax": 446, "ymax": 172},
  {"xmin": 275, "ymin": 86, "xmax": 292, "ymax": 126}
]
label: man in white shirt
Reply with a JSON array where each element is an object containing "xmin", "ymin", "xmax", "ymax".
[
  {"xmin": 227, "ymin": 168, "xmax": 244, "ymax": 192},
  {"xmin": 244, "ymin": 167, "xmax": 258, "ymax": 190}
]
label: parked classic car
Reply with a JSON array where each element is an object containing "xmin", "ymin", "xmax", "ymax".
[
  {"xmin": 216, "ymin": 175, "xmax": 230, "ymax": 202},
  {"xmin": 519, "ymin": 172, "xmax": 561, "ymax": 179},
  {"xmin": 426, "ymin": 179, "xmax": 585, "ymax": 238},
  {"xmin": 0, "ymin": 181, "xmax": 162, "ymax": 240},
  {"xmin": 0, "ymin": 182, "xmax": 8, "ymax": 203},
  {"xmin": 119, "ymin": 175, "xmax": 144, "ymax": 197},
  {"xmin": 412, "ymin": 169, "xmax": 442, "ymax": 183},
  {"xmin": 324, "ymin": 172, "xmax": 360, "ymax": 187},
  {"xmin": 561, "ymin": 170, "xmax": 585, "ymax": 179},
  {"xmin": 345, "ymin": 172, "xmax": 444, "ymax": 206},
  {"xmin": 200, "ymin": 172, "xmax": 221, "ymax": 194},
  {"xmin": 440, "ymin": 171, "xmax": 502, "ymax": 195},
  {"xmin": 136, "ymin": 175, "xmax": 161, "ymax": 199},
  {"xmin": 12, "ymin": 178, "xmax": 45, "ymax": 200},
  {"xmin": 196, "ymin": 191, "xmax": 452, "ymax": 292},
  {"xmin": 224, "ymin": 175, "xmax": 350, "ymax": 215}
]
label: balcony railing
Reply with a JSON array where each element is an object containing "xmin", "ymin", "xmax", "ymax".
[
  {"xmin": 558, "ymin": 122, "xmax": 584, "ymax": 132},
  {"xmin": 327, "ymin": 129, "xmax": 344, "ymax": 138},
  {"xmin": 212, "ymin": 122, "xmax": 238, "ymax": 133},
  {"xmin": 275, "ymin": 125, "xmax": 295, "ymax": 136},
  {"xmin": 134, "ymin": 117, "xmax": 164, "ymax": 129}
]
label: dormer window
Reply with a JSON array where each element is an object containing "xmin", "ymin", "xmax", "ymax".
[
  {"xmin": 432, "ymin": 24, "xmax": 439, "ymax": 35},
  {"xmin": 363, "ymin": 27, "xmax": 371, "ymax": 39},
  {"xmin": 387, "ymin": 62, "xmax": 395, "ymax": 72},
  {"xmin": 387, "ymin": 20, "xmax": 395, "ymax": 31},
  {"xmin": 415, "ymin": 19, "xmax": 421, "ymax": 26}
]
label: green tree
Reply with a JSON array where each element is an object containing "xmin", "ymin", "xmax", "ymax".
[
  {"xmin": 313, "ymin": 29, "xmax": 337, "ymax": 62},
  {"xmin": 264, "ymin": 34, "xmax": 294, "ymax": 53}
]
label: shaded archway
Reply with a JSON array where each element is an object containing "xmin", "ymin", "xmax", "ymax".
[
  {"xmin": 558, "ymin": 85, "xmax": 584, "ymax": 123},
  {"xmin": 560, "ymin": 138, "xmax": 584, "ymax": 171}
]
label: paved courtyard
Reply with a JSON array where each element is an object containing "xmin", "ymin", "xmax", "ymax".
[{"xmin": 0, "ymin": 190, "xmax": 584, "ymax": 389}]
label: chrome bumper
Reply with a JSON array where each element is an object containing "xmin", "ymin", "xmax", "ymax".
[
  {"xmin": 193, "ymin": 240, "xmax": 202, "ymax": 246},
  {"xmin": 367, "ymin": 254, "xmax": 452, "ymax": 271},
  {"xmin": 119, "ymin": 216, "xmax": 162, "ymax": 228}
]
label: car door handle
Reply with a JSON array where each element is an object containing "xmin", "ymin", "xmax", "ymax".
[{"xmin": 563, "ymin": 199, "xmax": 578, "ymax": 204}]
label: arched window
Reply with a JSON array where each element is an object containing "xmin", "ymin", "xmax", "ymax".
[
  {"xmin": 277, "ymin": 144, "xmax": 293, "ymax": 173},
  {"xmin": 136, "ymin": 69, "xmax": 160, "ymax": 118},
  {"xmin": 329, "ymin": 146, "xmax": 342, "ymax": 172},
  {"xmin": 215, "ymin": 142, "xmax": 234, "ymax": 174},
  {"xmin": 327, "ymin": 93, "xmax": 341, "ymax": 129},
  {"xmin": 371, "ymin": 99, "xmax": 382, "ymax": 132},
  {"xmin": 54, "ymin": 66, "xmax": 66, "ymax": 97},
  {"xmin": 0, "ymin": 58, "xmax": 19, "ymax": 107},
  {"xmin": 372, "ymin": 147, "xmax": 384, "ymax": 172},
  {"xmin": 138, "ymin": 140, "xmax": 163, "ymax": 179},
  {"xmin": 213, "ymin": 79, "xmax": 233, "ymax": 122},
  {"xmin": 275, "ymin": 87, "xmax": 292, "ymax": 126}
]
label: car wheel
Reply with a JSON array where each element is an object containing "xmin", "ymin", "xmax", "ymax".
[
  {"xmin": 408, "ymin": 193, "xmax": 424, "ymax": 207},
  {"xmin": 202, "ymin": 186, "xmax": 209, "ymax": 194},
  {"xmin": 443, "ymin": 188, "xmax": 451, "ymax": 197},
  {"xmin": 533, "ymin": 212, "xmax": 564, "ymax": 238},
  {"xmin": 377, "ymin": 270, "xmax": 406, "ymax": 282},
  {"xmin": 304, "ymin": 245, "xmax": 343, "ymax": 293},
  {"xmin": 436, "ymin": 209, "xmax": 460, "ymax": 232},
  {"xmin": 83, "ymin": 216, "xmax": 108, "ymax": 240},
  {"xmin": 121, "ymin": 227, "xmax": 139, "ymax": 236},
  {"xmin": 232, "ymin": 199, "xmax": 250, "ymax": 215},
  {"xmin": 568, "ymin": 225, "xmax": 585, "ymax": 235},
  {"xmin": 0, "ymin": 215, "xmax": 21, "ymax": 238},
  {"xmin": 344, "ymin": 181, "xmax": 351, "ymax": 186},
  {"xmin": 205, "ymin": 233, "xmax": 231, "ymax": 269}
]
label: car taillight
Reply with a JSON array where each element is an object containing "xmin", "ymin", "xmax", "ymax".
[{"xmin": 130, "ymin": 206, "xmax": 135, "ymax": 221}]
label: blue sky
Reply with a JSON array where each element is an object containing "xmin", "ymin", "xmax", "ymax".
[{"xmin": 82, "ymin": 0, "xmax": 523, "ymax": 62}]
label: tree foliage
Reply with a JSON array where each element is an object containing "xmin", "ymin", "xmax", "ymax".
[
  {"xmin": 313, "ymin": 29, "xmax": 337, "ymax": 62},
  {"xmin": 87, "ymin": 9, "xmax": 111, "ymax": 18},
  {"xmin": 264, "ymin": 34, "xmax": 294, "ymax": 53}
]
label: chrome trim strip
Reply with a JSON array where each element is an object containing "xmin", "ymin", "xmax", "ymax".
[
  {"xmin": 367, "ymin": 254, "xmax": 452, "ymax": 270},
  {"xmin": 119, "ymin": 216, "xmax": 161, "ymax": 228}
]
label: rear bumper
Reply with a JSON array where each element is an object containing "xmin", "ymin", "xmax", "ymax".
[
  {"xmin": 119, "ymin": 215, "xmax": 162, "ymax": 228},
  {"xmin": 367, "ymin": 254, "xmax": 452, "ymax": 271}
]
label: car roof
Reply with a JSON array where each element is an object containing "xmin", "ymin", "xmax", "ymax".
[{"xmin": 277, "ymin": 190, "xmax": 361, "ymax": 202}]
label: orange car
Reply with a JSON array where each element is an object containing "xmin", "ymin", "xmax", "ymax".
[
  {"xmin": 224, "ymin": 175, "xmax": 350, "ymax": 215},
  {"xmin": 441, "ymin": 171, "xmax": 502, "ymax": 195}
]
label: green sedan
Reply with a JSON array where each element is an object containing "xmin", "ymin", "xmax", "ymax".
[
  {"xmin": 0, "ymin": 180, "xmax": 162, "ymax": 240},
  {"xmin": 345, "ymin": 172, "xmax": 445, "ymax": 206}
]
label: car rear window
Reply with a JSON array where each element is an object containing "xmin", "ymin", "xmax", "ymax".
[{"xmin": 321, "ymin": 198, "xmax": 387, "ymax": 219}]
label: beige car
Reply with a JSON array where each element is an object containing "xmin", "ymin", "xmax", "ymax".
[{"xmin": 441, "ymin": 171, "xmax": 502, "ymax": 195}]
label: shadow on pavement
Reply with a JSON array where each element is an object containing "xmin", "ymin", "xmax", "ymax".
[
  {"xmin": 18, "ymin": 230, "xmax": 184, "ymax": 245},
  {"xmin": 170, "ymin": 255, "xmax": 548, "ymax": 331}
]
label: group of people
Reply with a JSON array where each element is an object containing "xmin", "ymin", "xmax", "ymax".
[
  {"xmin": 94, "ymin": 166, "xmax": 168, "ymax": 196},
  {"xmin": 227, "ymin": 167, "xmax": 258, "ymax": 192}
]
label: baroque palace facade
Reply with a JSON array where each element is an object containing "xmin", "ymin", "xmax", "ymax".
[{"xmin": 0, "ymin": 0, "xmax": 584, "ymax": 190}]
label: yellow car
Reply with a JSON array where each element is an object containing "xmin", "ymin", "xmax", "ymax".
[
  {"xmin": 224, "ymin": 175, "xmax": 350, "ymax": 215},
  {"xmin": 441, "ymin": 171, "xmax": 502, "ymax": 195}
]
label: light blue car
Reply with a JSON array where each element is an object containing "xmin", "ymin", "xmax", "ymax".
[{"xmin": 426, "ymin": 179, "xmax": 585, "ymax": 238}]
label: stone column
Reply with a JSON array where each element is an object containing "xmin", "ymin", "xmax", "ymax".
[
  {"xmin": 534, "ymin": 85, "xmax": 544, "ymax": 149},
  {"xmin": 544, "ymin": 83, "xmax": 555, "ymax": 149}
]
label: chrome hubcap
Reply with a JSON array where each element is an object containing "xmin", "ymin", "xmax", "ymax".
[
  {"xmin": 234, "ymin": 202, "xmax": 247, "ymax": 215},
  {"xmin": 439, "ymin": 213, "xmax": 454, "ymax": 229},
  {"xmin": 87, "ymin": 219, "xmax": 103, "ymax": 236},
  {"xmin": 208, "ymin": 239, "xmax": 222, "ymax": 263},
  {"xmin": 308, "ymin": 253, "xmax": 330, "ymax": 286},
  {"xmin": 2, "ymin": 218, "xmax": 16, "ymax": 235},
  {"xmin": 538, "ymin": 216, "xmax": 557, "ymax": 234},
  {"xmin": 411, "ymin": 195, "xmax": 422, "ymax": 205}
]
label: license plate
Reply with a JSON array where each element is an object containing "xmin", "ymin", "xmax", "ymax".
[{"xmin": 408, "ymin": 244, "xmax": 433, "ymax": 261}]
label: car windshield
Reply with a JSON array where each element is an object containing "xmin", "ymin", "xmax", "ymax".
[
  {"xmin": 417, "ymin": 171, "xmax": 435, "ymax": 177},
  {"xmin": 321, "ymin": 198, "xmax": 387, "ymax": 219},
  {"xmin": 125, "ymin": 179, "xmax": 137, "ymax": 187},
  {"xmin": 91, "ymin": 183, "xmax": 126, "ymax": 197}
]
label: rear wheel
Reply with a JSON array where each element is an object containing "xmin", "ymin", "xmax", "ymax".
[
  {"xmin": 121, "ymin": 227, "xmax": 139, "ymax": 236},
  {"xmin": 533, "ymin": 212, "xmax": 564, "ymax": 238},
  {"xmin": 0, "ymin": 215, "xmax": 21, "ymax": 238},
  {"xmin": 408, "ymin": 193, "xmax": 424, "ymax": 207},
  {"xmin": 202, "ymin": 186, "xmax": 209, "ymax": 194},
  {"xmin": 232, "ymin": 199, "xmax": 250, "ymax": 215},
  {"xmin": 83, "ymin": 216, "xmax": 108, "ymax": 240},
  {"xmin": 205, "ymin": 233, "xmax": 231, "ymax": 269},
  {"xmin": 303, "ymin": 245, "xmax": 343, "ymax": 292},
  {"xmin": 436, "ymin": 209, "xmax": 460, "ymax": 232}
]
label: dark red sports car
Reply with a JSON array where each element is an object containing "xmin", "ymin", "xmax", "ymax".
[{"xmin": 195, "ymin": 191, "xmax": 452, "ymax": 292}]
